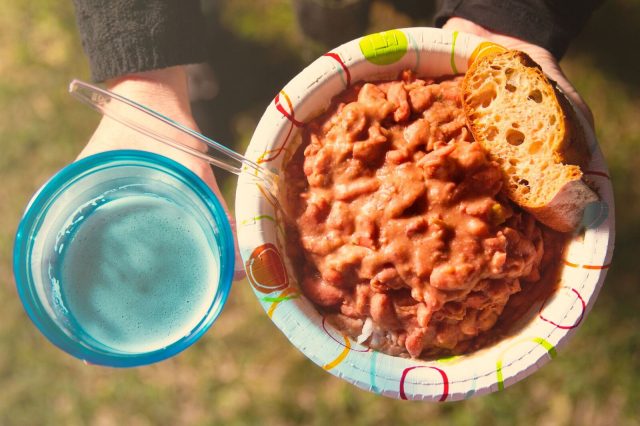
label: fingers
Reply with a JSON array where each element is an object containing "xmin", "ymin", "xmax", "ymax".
[{"xmin": 566, "ymin": 89, "xmax": 595, "ymax": 131}]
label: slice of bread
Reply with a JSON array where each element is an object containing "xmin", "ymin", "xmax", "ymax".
[{"xmin": 461, "ymin": 50, "xmax": 597, "ymax": 232}]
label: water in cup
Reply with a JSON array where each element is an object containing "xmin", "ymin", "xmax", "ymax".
[{"xmin": 54, "ymin": 192, "xmax": 220, "ymax": 354}]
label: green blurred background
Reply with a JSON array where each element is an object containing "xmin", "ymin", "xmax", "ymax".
[{"xmin": 1, "ymin": 0, "xmax": 638, "ymax": 424}]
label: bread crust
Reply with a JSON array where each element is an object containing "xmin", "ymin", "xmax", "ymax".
[
  {"xmin": 462, "ymin": 50, "xmax": 597, "ymax": 232},
  {"xmin": 527, "ymin": 179, "xmax": 598, "ymax": 232},
  {"xmin": 554, "ymin": 84, "xmax": 591, "ymax": 169}
]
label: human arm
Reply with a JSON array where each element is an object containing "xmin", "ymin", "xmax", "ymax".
[
  {"xmin": 72, "ymin": 0, "xmax": 207, "ymax": 82},
  {"xmin": 71, "ymin": 0, "xmax": 216, "ymax": 186},
  {"xmin": 77, "ymin": 66, "xmax": 247, "ymax": 276},
  {"xmin": 77, "ymin": 67, "xmax": 219, "ymax": 190},
  {"xmin": 72, "ymin": 1, "xmax": 243, "ymax": 276}
]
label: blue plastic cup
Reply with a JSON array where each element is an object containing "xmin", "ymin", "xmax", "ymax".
[{"xmin": 13, "ymin": 150, "xmax": 235, "ymax": 367}]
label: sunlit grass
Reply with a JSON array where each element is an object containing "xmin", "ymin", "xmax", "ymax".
[{"xmin": 1, "ymin": 0, "xmax": 638, "ymax": 425}]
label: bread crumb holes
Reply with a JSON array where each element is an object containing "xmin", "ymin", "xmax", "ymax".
[
  {"xmin": 529, "ymin": 141, "xmax": 542, "ymax": 154},
  {"xmin": 506, "ymin": 128, "xmax": 525, "ymax": 146},
  {"xmin": 486, "ymin": 126, "xmax": 499, "ymax": 141},
  {"xmin": 528, "ymin": 89, "xmax": 543, "ymax": 103}
]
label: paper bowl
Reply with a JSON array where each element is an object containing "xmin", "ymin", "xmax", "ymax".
[{"xmin": 235, "ymin": 28, "xmax": 614, "ymax": 401}]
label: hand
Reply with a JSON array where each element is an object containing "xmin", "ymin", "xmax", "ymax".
[
  {"xmin": 78, "ymin": 66, "xmax": 245, "ymax": 279},
  {"xmin": 443, "ymin": 17, "xmax": 595, "ymax": 129}
]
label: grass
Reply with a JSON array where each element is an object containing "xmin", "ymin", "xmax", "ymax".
[{"xmin": 1, "ymin": 0, "xmax": 638, "ymax": 424}]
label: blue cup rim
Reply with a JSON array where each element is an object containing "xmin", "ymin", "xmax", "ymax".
[{"xmin": 13, "ymin": 149, "xmax": 235, "ymax": 367}]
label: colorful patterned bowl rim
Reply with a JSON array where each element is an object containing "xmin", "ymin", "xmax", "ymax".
[{"xmin": 235, "ymin": 27, "xmax": 614, "ymax": 401}]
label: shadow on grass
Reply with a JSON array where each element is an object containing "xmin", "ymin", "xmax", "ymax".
[
  {"xmin": 570, "ymin": 0, "xmax": 640, "ymax": 93},
  {"xmin": 573, "ymin": 1, "xmax": 640, "ymax": 329},
  {"xmin": 190, "ymin": 0, "xmax": 436, "ymax": 151},
  {"xmin": 191, "ymin": 6, "xmax": 304, "ymax": 150}
]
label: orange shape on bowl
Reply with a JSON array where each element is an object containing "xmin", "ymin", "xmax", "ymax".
[
  {"xmin": 468, "ymin": 42, "xmax": 507, "ymax": 67},
  {"xmin": 245, "ymin": 243, "xmax": 289, "ymax": 294}
]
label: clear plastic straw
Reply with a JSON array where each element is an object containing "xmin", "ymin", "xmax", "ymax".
[{"xmin": 68, "ymin": 79, "xmax": 278, "ymax": 195}]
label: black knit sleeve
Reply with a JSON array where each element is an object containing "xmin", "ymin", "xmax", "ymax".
[
  {"xmin": 72, "ymin": 0, "xmax": 208, "ymax": 82},
  {"xmin": 434, "ymin": 0, "xmax": 604, "ymax": 59}
]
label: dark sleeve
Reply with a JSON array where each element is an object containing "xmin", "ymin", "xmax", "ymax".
[
  {"xmin": 434, "ymin": 0, "xmax": 604, "ymax": 59},
  {"xmin": 72, "ymin": 0, "xmax": 208, "ymax": 82}
]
